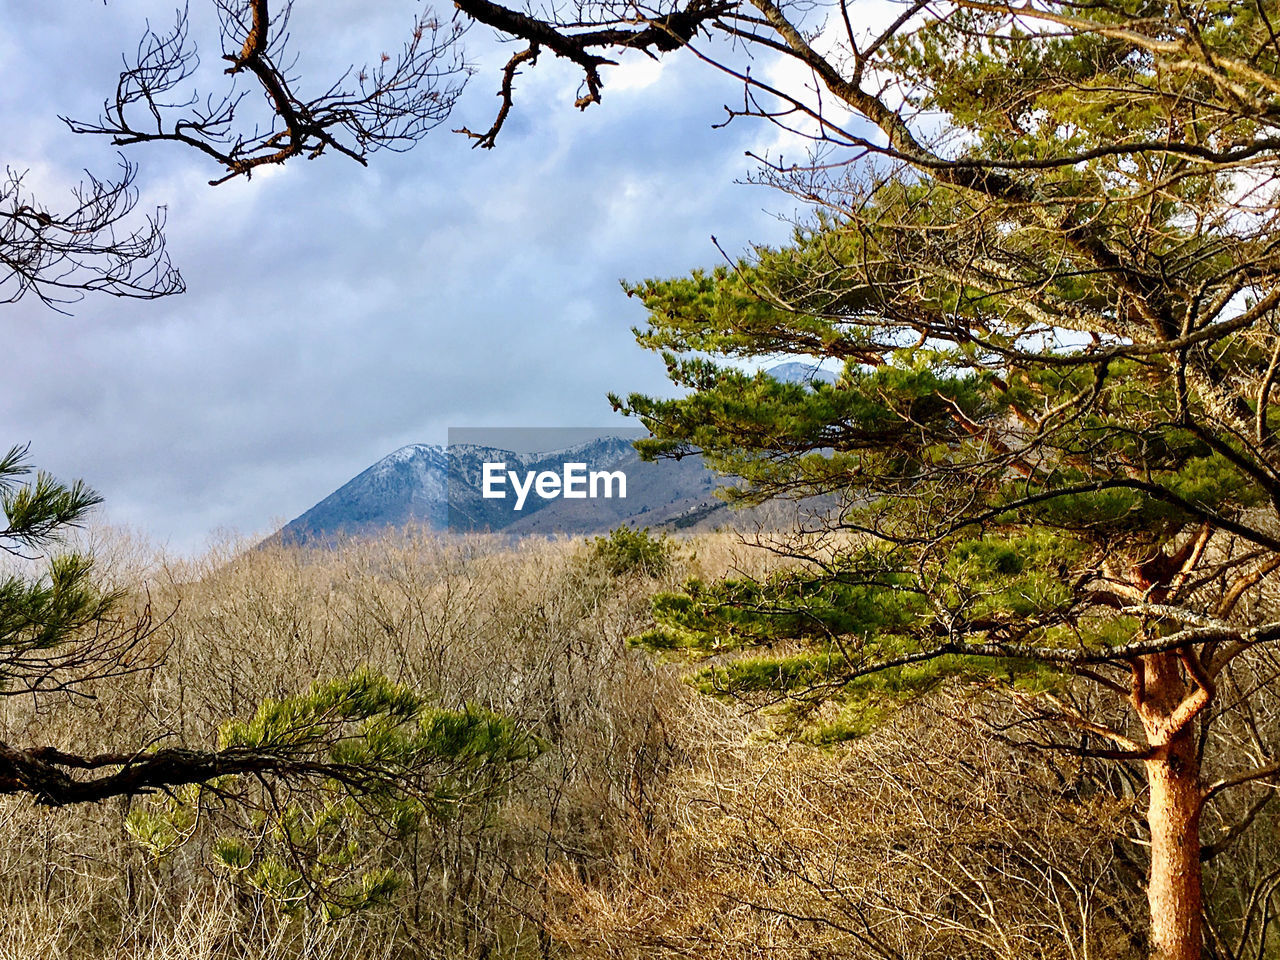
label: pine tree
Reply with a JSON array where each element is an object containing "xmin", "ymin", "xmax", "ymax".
[{"xmin": 609, "ymin": 9, "xmax": 1280, "ymax": 955}]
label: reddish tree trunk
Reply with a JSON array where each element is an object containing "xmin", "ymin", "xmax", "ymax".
[
  {"xmin": 1145, "ymin": 730, "xmax": 1203, "ymax": 960},
  {"xmin": 1140, "ymin": 653, "xmax": 1205, "ymax": 960}
]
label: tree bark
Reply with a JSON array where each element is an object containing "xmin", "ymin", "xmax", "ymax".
[{"xmin": 1141, "ymin": 654, "xmax": 1205, "ymax": 960}]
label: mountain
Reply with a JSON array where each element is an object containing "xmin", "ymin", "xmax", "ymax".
[
  {"xmin": 765, "ymin": 361, "xmax": 837, "ymax": 385},
  {"xmin": 277, "ymin": 443, "xmax": 449, "ymax": 542},
  {"xmin": 274, "ymin": 365, "xmax": 838, "ymax": 544},
  {"xmin": 274, "ymin": 436, "xmax": 732, "ymax": 544}
]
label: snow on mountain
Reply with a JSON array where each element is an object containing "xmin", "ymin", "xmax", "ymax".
[
  {"xmin": 274, "ymin": 373, "xmax": 836, "ymax": 545},
  {"xmin": 765, "ymin": 361, "xmax": 838, "ymax": 385}
]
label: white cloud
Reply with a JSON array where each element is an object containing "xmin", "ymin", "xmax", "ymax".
[{"xmin": 3, "ymin": 1, "xmax": 799, "ymax": 553}]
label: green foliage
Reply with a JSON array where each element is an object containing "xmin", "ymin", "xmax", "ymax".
[
  {"xmin": 611, "ymin": 0, "xmax": 1280, "ymax": 749},
  {"xmin": 126, "ymin": 785, "xmax": 201, "ymax": 856},
  {"xmin": 0, "ymin": 443, "xmax": 122, "ymax": 694},
  {"xmin": 0, "ymin": 443, "xmax": 102, "ymax": 547},
  {"xmin": 211, "ymin": 835, "xmax": 253, "ymax": 870},
  {"xmin": 208, "ymin": 798, "xmax": 409, "ymax": 919},
  {"xmin": 0, "ymin": 446, "xmax": 546, "ymax": 922},
  {"xmin": 133, "ymin": 668, "xmax": 544, "ymax": 917},
  {"xmin": 589, "ymin": 525, "xmax": 674, "ymax": 578},
  {"xmin": 633, "ymin": 539, "xmax": 1076, "ymax": 740}
]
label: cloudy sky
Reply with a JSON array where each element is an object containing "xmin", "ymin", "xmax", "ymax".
[{"xmin": 2, "ymin": 1, "xmax": 818, "ymax": 552}]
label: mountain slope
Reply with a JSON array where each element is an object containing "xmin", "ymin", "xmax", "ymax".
[
  {"xmin": 277, "ymin": 444, "xmax": 449, "ymax": 544},
  {"xmin": 275, "ymin": 365, "xmax": 837, "ymax": 544},
  {"xmin": 275, "ymin": 437, "xmax": 727, "ymax": 543}
]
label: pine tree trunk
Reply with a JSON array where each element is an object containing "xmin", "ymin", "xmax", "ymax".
[{"xmin": 1143, "ymin": 716, "xmax": 1204, "ymax": 960}]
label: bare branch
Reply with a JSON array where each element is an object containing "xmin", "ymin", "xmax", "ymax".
[
  {"xmin": 67, "ymin": 3, "xmax": 470, "ymax": 184},
  {"xmin": 0, "ymin": 158, "xmax": 182, "ymax": 309}
]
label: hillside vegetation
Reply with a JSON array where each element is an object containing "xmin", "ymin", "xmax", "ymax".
[{"xmin": 1, "ymin": 528, "xmax": 1278, "ymax": 959}]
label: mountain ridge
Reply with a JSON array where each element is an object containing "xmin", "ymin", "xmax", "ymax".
[{"xmin": 273, "ymin": 363, "xmax": 836, "ymax": 544}]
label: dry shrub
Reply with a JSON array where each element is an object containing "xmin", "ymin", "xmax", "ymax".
[
  {"xmin": 548, "ymin": 695, "xmax": 1147, "ymax": 960},
  {"xmin": 17, "ymin": 527, "xmax": 1272, "ymax": 959},
  {"xmin": 0, "ymin": 526, "xmax": 729, "ymax": 959}
]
